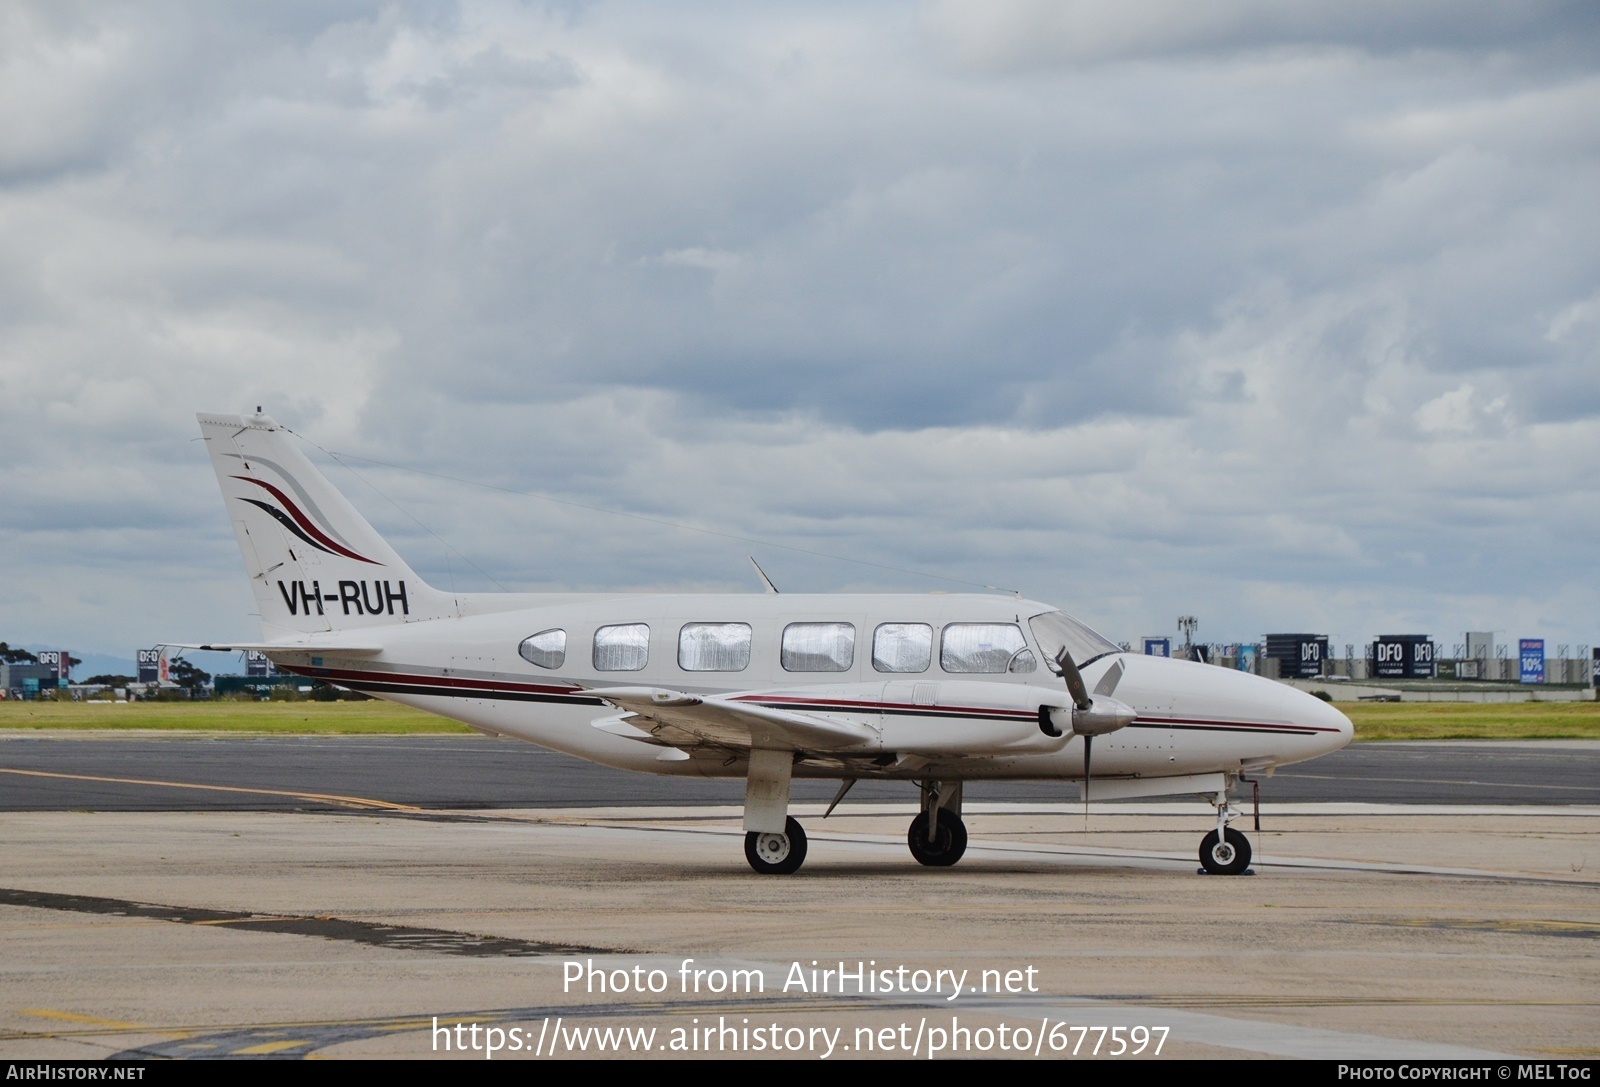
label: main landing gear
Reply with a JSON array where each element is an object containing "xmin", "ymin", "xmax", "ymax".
[
  {"xmin": 1198, "ymin": 792, "xmax": 1252, "ymax": 875},
  {"xmin": 744, "ymin": 816, "xmax": 808, "ymax": 875},
  {"xmin": 739, "ymin": 771, "xmax": 974, "ymax": 873},
  {"xmin": 907, "ymin": 781, "xmax": 967, "ymax": 867},
  {"xmin": 742, "ymin": 749, "xmax": 806, "ymax": 875},
  {"xmin": 907, "ymin": 811, "xmax": 967, "ymax": 866}
]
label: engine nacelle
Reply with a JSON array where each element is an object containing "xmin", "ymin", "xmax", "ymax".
[
  {"xmin": 878, "ymin": 680, "xmax": 1076, "ymax": 756},
  {"xmin": 1038, "ymin": 696, "xmax": 1135, "ymax": 739}
]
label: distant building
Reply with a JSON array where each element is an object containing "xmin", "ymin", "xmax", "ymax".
[{"xmin": 1, "ymin": 662, "xmax": 67, "ymax": 699}]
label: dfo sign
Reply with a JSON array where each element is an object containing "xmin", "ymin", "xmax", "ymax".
[{"xmin": 137, "ymin": 649, "xmax": 162, "ymax": 684}]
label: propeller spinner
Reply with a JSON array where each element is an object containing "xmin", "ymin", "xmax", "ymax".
[{"xmin": 1039, "ymin": 649, "xmax": 1136, "ymax": 807}]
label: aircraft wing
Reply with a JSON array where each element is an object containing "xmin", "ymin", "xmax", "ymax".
[{"xmin": 589, "ymin": 687, "xmax": 875, "ymax": 753}]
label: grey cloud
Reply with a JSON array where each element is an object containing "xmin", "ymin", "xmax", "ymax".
[
  {"xmin": 1, "ymin": 1, "xmax": 1597, "ymax": 658},
  {"xmin": 415, "ymin": 46, "xmax": 581, "ymax": 106}
]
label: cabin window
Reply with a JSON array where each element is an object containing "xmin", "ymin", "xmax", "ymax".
[
  {"xmin": 941, "ymin": 623, "xmax": 1028, "ymax": 674},
  {"xmin": 678, "ymin": 623, "xmax": 752, "ymax": 672},
  {"xmin": 872, "ymin": 623, "xmax": 932, "ymax": 673},
  {"xmin": 518, "ymin": 628, "xmax": 566, "ymax": 670},
  {"xmin": 593, "ymin": 623, "xmax": 650, "ymax": 671},
  {"xmin": 781, "ymin": 623, "xmax": 855, "ymax": 672}
]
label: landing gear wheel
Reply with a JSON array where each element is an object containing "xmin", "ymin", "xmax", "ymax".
[
  {"xmin": 1198, "ymin": 827, "xmax": 1252, "ymax": 875},
  {"xmin": 907, "ymin": 811, "xmax": 968, "ymax": 867},
  {"xmin": 744, "ymin": 816, "xmax": 808, "ymax": 875}
]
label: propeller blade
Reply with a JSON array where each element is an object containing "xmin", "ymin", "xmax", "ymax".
[
  {"xmin": 1083, "ymin": 734, "xmax": 1093, "ymax": 816},
  {"xmin": 1055, "ymin": 648, "xmax": 1092, "ymax": 710},
  {"xmin": 1092, "ymin": 658, "xmax": 1125, "ymax": 698}
]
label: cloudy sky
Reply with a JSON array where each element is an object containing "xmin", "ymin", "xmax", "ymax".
[{"xmin": 3, "ymin": 1, "xmax": 1597, "ymax": 676}]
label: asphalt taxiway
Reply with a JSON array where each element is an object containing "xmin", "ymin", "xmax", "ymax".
[{"xmin": 3, "ymin": 734, "xmax": 1598, "ymax": 810}]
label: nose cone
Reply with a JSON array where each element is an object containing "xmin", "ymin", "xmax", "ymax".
[
  {"xmin": 1093, "ymin": 653, "xmax": 1354, "ymax": 768},
  {"xmin": 1285, "ymin": 684, "xmax": 1355, "ymax": 756}
]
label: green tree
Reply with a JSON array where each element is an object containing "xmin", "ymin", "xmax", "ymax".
[
  {"xmin": 167, "ymin": 656, "xmax": 211, "ymax": 692},
  {"xmin": 0, "ymin": 643, "xmax": 38, "ymax": 664}
]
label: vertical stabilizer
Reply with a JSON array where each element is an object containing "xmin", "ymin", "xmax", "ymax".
[{"xmin": 198, "ymin": 411, "xmax": 453, "ymax": 639}]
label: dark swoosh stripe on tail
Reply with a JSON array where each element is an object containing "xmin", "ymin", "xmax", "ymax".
[
  {"xmin": 240, "ymin": 499, "xmax": 341, "ymax": 557},
  {"xmin": 234, "ymin": 476, "xmax": 380, "ymax": 564}
]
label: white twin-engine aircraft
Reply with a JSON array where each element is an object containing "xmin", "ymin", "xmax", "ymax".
[{"xmin": 187, "ymin": 411, "xmax": 1352, "ymax": 876}]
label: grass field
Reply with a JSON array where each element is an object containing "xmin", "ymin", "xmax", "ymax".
[
  {"xmin": 1, "ymin": 697, "xmax": 1595, "ymax": 740},
  {"xmin": 0, "ymin": 699, "xmax": 470, "ymax": 734},
  {"xmin": 1341, "ymin": 700, "xmax": 1599, "ymax": 740}
]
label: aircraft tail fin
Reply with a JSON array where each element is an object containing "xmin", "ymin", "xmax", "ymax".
[{"xmin": 198, "ymin": 411, "xmax": 454, "ymax": 638}]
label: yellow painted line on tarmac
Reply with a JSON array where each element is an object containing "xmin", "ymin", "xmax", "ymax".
[
  {"xmin": 0, "ymin": 767, "xmax": 422, "ymax": 812},
  {"xmin": 190, "ymin": 916, "xmax": 297, "ymax": 926},
  {"xmin": 21, "ymin": 1009, "xmax": 148, "ymax": 1030},
  {"xmin": 17, "ymin": 1007, "xmax": 197, "ymax": 1043},
  {"xmin": 233, "ymin": 1039, "xmax": 311, "ymax": 1055}
]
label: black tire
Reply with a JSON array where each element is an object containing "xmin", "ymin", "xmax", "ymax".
[
  {"xmin": 744, "ymin": 816, "xmax": 808, "ymax": 875},
  {"xmin": 907, "ymin": 810, "xmax": 968, "ymax": 867},
  {"xmin": 1198, "ymin": 827, "xmax": 1252, "ymax": 875}
]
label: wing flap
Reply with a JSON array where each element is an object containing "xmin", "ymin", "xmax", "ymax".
[{"xmin": 589, "ymin": 687, "xmax": 875, "ymax": 752}]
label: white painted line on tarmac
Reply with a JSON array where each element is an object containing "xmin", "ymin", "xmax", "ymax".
[{"xmin": 461, "ymin": 810, "xmax": 1600, "ymax": 882}]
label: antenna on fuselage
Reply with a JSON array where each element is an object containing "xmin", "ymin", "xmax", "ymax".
[{"xmin": 748, "ymin": 556, "xmax": 780, "ymax": 594}]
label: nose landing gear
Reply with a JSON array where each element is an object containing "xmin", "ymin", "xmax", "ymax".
[
  {"xmin": 1199, "ymin": 826, "xmax": 1251, "ymax": 875},
  {"xmin": 1198, "ymin": 792, "xmax": 1253, "ymax": 875}
]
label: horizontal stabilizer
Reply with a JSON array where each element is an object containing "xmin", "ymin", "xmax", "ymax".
[
  {"xmin": 159, "ymin": 641, "xmax": 384, "ymax": 656},
  {"xmin": 588, "ymin": 686, "xmax": 876, "ymax": 753}
]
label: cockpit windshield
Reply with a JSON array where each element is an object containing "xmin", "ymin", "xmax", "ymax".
[{"xmin": 1027, "ymin": 610, "xmax": 1121, "ymax": 672}]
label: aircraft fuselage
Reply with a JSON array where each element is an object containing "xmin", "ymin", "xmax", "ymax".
[{"xmin": 266, "ymin": 590, "xmax": 1351, "ymax": 783}]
